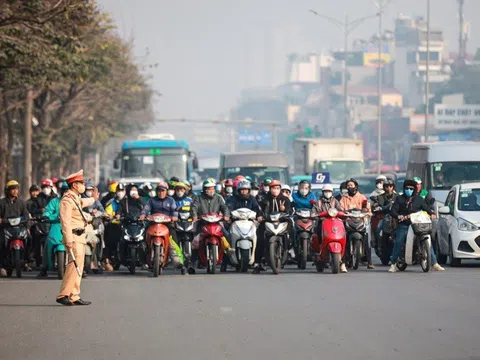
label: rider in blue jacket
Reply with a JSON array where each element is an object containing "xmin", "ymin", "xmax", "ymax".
[{"xmin": 292, "ymin": 180, "xmax": 317, "ymax": 209}]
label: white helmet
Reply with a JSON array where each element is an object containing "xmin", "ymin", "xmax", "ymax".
[
  {"xmin": 322, "ymin": 184, "xmax": 333, "ymax": 192},
  {"xmin": 281, "ymin": 184, "xmax": 291, "ymax": 192},
  {"xmin": 376, "ymin": 175, "xmax": 387, "ymax": 182}
]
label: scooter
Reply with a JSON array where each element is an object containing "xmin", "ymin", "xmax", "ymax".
[
  {"xmin": 313, "ymin": 208, "xmax": 346, "ymax": 274},
  {"xmin": 32, "ymin": 216, "xmax": 50, "ymax": 267},
  {"xmin": 43, "ymin": 216, "xmax": 66, "ymax": 279},
  {"xmin": 229, "ymin": 208, "xmax": 257, "ymax": 272},
  {"xmin": 2, "ymin": 217, "xmax": 29, "ymax": 278},
  {"xmin": 264, "ymin": 212, "xmax": 290, "ymax": 275},
  {"xmin": 344, "ymin": 209, "xmax": 368, "ymax": 270},
  {"xmin": 175, "ymin": 210, "xmax": 195, "ymax": 270},
  {"xmin": 118, "ymin": 215, "xmax": 146, "ymax": 275},
  {"xmin": 396, "ymin": 211, "xmax": 432, "ymax": 273},
  {"xmin": 198, "ymin": 212, "xmax": 225, "ymax": 274},
  {"xmin": 146, "ymin": 213, "xmax": 171, "ymax": 277},
  {"xmin": 294, "ymin": 206, "xmax": 318, "ymax": 270}
]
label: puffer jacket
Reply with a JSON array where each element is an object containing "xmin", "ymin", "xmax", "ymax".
[
  {"xmin": 192, "ymin": 192, "xmax": 230, "ymax": 218},
  {"xmin": 292, "ymin": 191, "xmax": 317, "ymax": 210},
  {"xmin": 227, "ymin": 194, "xmax": 260, "ymax": 213},
  {"xmin": 141, "ymin": 196, "xmax": 178, "ymax": 218},
  {"xmin": 318, "ymin": 196, "xmax": 343, "ymax": 213}
]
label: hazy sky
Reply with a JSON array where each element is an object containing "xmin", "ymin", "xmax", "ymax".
[{"xmin": 98, "ymin": 0, "xmax": 478, "ymax": 119}]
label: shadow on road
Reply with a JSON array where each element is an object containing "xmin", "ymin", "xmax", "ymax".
[{"xmin": 0, "ymin": 304, "xmax": 59, "ymax": 307}]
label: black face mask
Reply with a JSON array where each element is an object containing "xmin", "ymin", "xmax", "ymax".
[{"xmin": 347, "ymin": 188, "xmax": 357, "ymax": 196}]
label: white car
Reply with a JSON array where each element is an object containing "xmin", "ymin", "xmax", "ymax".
[{"xmin": 437, "ymin": 182, "xmax": 480, "ymax": 266}]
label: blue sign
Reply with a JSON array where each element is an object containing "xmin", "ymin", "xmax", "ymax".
[
  {"xmin": 238, "ymin": 130, "xmax": 272, "ymax": 145},
  {"xmin": 312, "ymin": 172, "xmax": 330, "ymax": 184},
  {"xmin": 256, "ymin": 131, "xmax": 272, "ymax": 145}
]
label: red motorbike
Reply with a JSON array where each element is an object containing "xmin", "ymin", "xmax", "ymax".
[
  {"xmin": 2, "ymin": 217, "xmax": 29, "ymax": 278},
  {"xmin": 312, "ymin": 208, "xmax": 346, "ymax": 274},
  {"xmin": 198, "ymin": 212, "xmax": 225, "ymax": 274},
  {"xmin": 146, "ymin": 213, "xmax": 171, "ymax": 277}
]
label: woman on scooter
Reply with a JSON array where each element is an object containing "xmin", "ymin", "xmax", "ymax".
[
  {"xmin": 117, "ymin": 184, "xmax": 145, "ymax": 219},
  {"xmin": 292, "ymin": 180, "xmax": 317, "ymax": 210}
]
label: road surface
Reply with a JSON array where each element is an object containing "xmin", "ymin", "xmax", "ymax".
[{"xmin": 1, "ymin": 263, "xmax": 480, "ymax": 360}]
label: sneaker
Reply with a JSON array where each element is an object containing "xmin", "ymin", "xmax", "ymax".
[
  {"xmin": 367, "ymin": 264, "xmax": 375, "ymax": 270},
  {"xmin": 36, "ymin": 269, "xmax": 48, "ymax": 278},
  {"xmin": 432, "ymin": 263, "xmax": 445, "ymax": 271},
  {"xmin": 227, "ymin": 248, "xmax": 235, "ymax": 255},
  {"xmin": 252, "ymin": 264, "xmax": 260, "ymax": 274},
  {"xmin": 340, "ymin": 263, "xmax": 348, "ymax": 273},
  {"xmin": 24, "ymin": 264, "xmax": 32, "ymax": 272},
  {"xmin": 141, "ymin": 264, "xmax": 149, "ymax": 270},
  {"xmin": 388, "ymin": 264, "xmax": 397, "ymax": 273},
  {"xmin": 0, "ymin": 268, "xmax": 7, "ymax": 277},
  {"xmin": 288, "ymin": 249, "xmax": 296, "ymax": 258}
]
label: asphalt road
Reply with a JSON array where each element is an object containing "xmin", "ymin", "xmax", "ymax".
[{"xmin": 1, "ymin": 262, "xmax": 480, "ymax": 360}]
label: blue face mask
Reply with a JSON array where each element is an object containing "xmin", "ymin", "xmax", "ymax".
[{"xmin": 404, "ymin": 189, "xmax": 414, "ymax": 197}]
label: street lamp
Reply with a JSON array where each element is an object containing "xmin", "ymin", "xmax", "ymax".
[
  {"xmin": 309, "ymin": 9, "xmax": 378, "ymax": 138},
  {"xmin": 424, "ymin": 0, "xmax": 430, "ymax": 142},
  {"xmin": 371, "ymin": 0, "xmax": 392, "ymax": 174}
]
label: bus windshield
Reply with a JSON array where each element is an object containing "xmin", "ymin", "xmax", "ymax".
[
  {"xmin": 223, "ymin": 166, "xmax": 289, "ymax": 184},
  {"xmin": 429, "ymin": 162, "xmax": 480, "ymax": 190},
  {"xmin": 121, "ymin": 148, "xmax": 188, "ymax": 180}
]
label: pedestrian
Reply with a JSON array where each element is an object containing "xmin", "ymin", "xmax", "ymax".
[{"xmin": 56, "ymin": 170, "xmax": 98, "ymax": 306}]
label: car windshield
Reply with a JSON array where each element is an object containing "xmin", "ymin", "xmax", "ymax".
[
  {"xmin": 317, "ymin": 161, "xmax": 364, "ymax": 181},
  {"xmin": 122, "ymin": 151, "xmax": 187, "ymax": 180},
  {"xmin": 223, "ymin": 167, "xmax": 289, "ymax": 184},
  {"xmin": 429, "ymin": 162, "xmax": 480, "ymax": 190},
  {"xmin": 458, "ymin": 188, "xmax": 480, "ymax": 211}
]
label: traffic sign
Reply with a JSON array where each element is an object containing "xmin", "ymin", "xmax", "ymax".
[{"xmin": 312, "ymin": 172, "xmax": 330, "ymax": 184}]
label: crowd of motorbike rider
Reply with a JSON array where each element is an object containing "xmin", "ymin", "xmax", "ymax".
[{"xmin": 0, "ymin": 171, "xmax": 445, "ymax": 277}]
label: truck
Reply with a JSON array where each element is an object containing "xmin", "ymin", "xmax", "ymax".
[
  {"xmin": 113, "ymin": 133, "xmax": 198, "ymax": 185},
  {"xmin": 294, "ymin": 138, "xmax": 364, "ymax": 182}
]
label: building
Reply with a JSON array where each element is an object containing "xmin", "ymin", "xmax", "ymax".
[{"xmin": 285, "ymin": 53, "xmax": 333, "ymax": 83}]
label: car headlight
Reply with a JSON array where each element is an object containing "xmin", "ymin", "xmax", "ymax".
[{"xmin": 457, "ymin": 218, "xmax": 479, "ymax": 232}]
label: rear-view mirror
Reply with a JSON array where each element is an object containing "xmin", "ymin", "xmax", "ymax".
[{"xmin": 439, "ymin": 206, "xmax": 451, "ymax": 215}]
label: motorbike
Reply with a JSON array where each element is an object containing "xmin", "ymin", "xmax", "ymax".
[
  {"xmin": 264, "ymin": 212, "xmax": 290, "ymax": 275},
  {"xmin": 312, "ymin": 208, "xmax": 347, "ymax": 274},
  {"xmin": 43, "ymin": 216, "xmax": 66, "ymax": 280},
  {"xmin": 2, "ymin": 217, "xmax": 29, "ymax": 278},
  {"xmin": 84, "ymin": 213, "xmax": 106, "ymax": 275},
  {"xmin": 32, "ymin": 216, "xmax": 50, "ymax": 267},
  {"xmin": 229, "ymin": 208, "xmax": 257, "ymax": 272},
  {"xmin": 344, "ymin": 209, "xmax": 368, "ymax": 270},
  {"xmin": 377, "ymin": 213, "xmax": 396, "ymax": 265},
  {"xmin": 396, "ymin": 211, "xmax": 432, "ymax": 273},
  {"xmin": 175, "ymin": 210, "xmax": 195, "ymax": 270},
  {"xmin": 198, "ymin": 212, "xmax": 225, "ymax": 274},
  {"xmin": 146, "ymin": 213, "xmax": 171, "ymax": 277},
  {"xmin": 294, "ymin": 206, "xmax": 318, "ymax": 270},
  {"xmin": 117, "ymin": 215, "xmax": 146, "ymax": 275}
]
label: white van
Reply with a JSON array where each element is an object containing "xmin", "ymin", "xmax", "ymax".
[{"xmin": 407, "ymin": 142, "xmax": 480, "ymax": 205}]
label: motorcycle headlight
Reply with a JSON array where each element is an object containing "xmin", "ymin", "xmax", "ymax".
[
  {"xmin": 135, "ymin": 235, "xmax": 144, "ymax": 242},
  {"xmin": 328, "ymin": 208, "xmax": 338, "ymax": 218},
  {"xmin": 124, "ymin": 235, "xmax": 131, "ymax": 240},
  {"xmin": 457, "ymin": 218, "xmax": 479, "ymax": 232},
  {"xmin": 186, "ymin": 224, "xmax": 194, "ymax": 232}
]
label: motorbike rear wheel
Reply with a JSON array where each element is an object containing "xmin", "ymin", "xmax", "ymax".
[
  {"xmin": 420, "ymin": 239, "xmax": 431, "ymax": 273},
  {"xmin": 129, "ymin": 248, "xmax": 136, "ymax": 275},
  {"xmin": 153, "ymin": 246, "xmax": 160, "ymax": 277},
  {"xmin": 57, "ymin": 251, "xmax": 65, "ymax": 280},
  {"xmin": 353, "ymin": 240, "xmax": 361, "ymax": 270},
  {"xmin": 240, "ymin": 248, "xmax": 250, "ymax": 273},
  {"xmin": 14, "ymin": 249, "xmax": 22, "ymax": 278},
  {"xmin": 269, "ymin": 241, "xmax": 282, "ymax": 275},
  {"xmin": 299, "ymin": 238, "xmax": 308, "ymax": 270},
  {"xmin": 330, "ymin": 252, "xmax": 340, "ymax": 274}
]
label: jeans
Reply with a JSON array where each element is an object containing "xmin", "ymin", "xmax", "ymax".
[
  {"xmin": 391, "ymin": 223, "xmax": 409, "ymax": 264},
  {"xmin": 430, "ymin": 246, "xmax": 438, "ymax": 265},
  {"xmin": 374, "ymin": 219, "xmax": 383, "ymax": 248}
]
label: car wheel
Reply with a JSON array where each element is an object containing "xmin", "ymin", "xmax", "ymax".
[
  {"xmin": 435, "ymin": 235, "xmax": 448, "ymax": 265},
  {"xmin": 449, "ymin": 237, "xmax": 461, "ymax": 267}
]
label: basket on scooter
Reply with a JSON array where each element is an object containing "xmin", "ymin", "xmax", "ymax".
[{"xmin": 411, "ymin": 223, "xmax": 432, "ymax": 236}]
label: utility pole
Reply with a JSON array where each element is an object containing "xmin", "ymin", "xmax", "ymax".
[
  {"xmin": 371, "ymin": 0, "xmax": 391, "ymax": 174},
  {"xmin": 309, "ymin": 10, "xmax": 377, "ymax": 138},
  {"xmin": 22, "ymin": 89, "xmax": 33, "ymax": 198},
  {"xmin": 458, "ymin": 0, "xmax": 465, "ymax": 64},
  {"xmin": 424, "ymin": 0, "xmax": 430, "ymax": 142}
]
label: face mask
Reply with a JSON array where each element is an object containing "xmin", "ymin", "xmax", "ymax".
[
  {"xmin": 324, "ymin": 192, "xmax": 332, "ymax": 199},
  {"xmin": 270, "ymin": 188, "xmax": 280, "ymax": 197},
  {"xmin": 76, "ymin": 183, "xmax": 86, "ymax": 194},
  {"xmin": 376, "ymin": 183, "xmax": 383, "ymax": 190},
  {"xmin": 205, "ymin": 189, "xmax": 215, "ymax": 197},
  {"xmin": 264, "ymin": 186, "xmax": 269, "ymax": 193},
  {"xmin": 130, "ymin": 190, "xmax": 138, "ymax": 197},
  {"xmin": 342, "ymin": 189, "xmax": 348, "ymax": 195},
  {"xmin": 149, "ymin": 190, "xmax": 156, "ymax": 198},
  {"xmin": 404, "ymin": 188, "xmax": 414, "ymax": 197},
  {"xmin": 347, "ymin": 188, "xmax": 357, "ymax": 196},
  {"xmin": 116, "ymin": 191, "xmax": 125, "ymax": 200},
  {"xmin": 167, "ymin": 190, "xmax": 175, "ymax": 196},
  {"xmin": 175, "ymin": 190, "xmax": 185, "ymax": 198},
  {"xmin": 251, "ymin": 190, "xmax": 258, "ymax": 197},
  {"xmin": 299, "ymin": 189, "xmax": 308, "ymax": 196},
  {"xmin": 226, "ymin": 187, "xmax": 233, "ymax": 194},
  {"xmin": 42, "ymin": 187, "xmax": 52, "ymax": 196},
  {"xmin": 85, "ymin": 190, "xmax": 93, "ymax": 198}
]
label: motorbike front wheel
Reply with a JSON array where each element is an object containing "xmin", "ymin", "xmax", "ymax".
[
  {"xmin": 269, "ymin": 241, "xmax": 282, "ymax": 275},
  {"xmin": 240, "ymin": 248, "xmax": 250, "ymax": 273},
  {"xmin": 353, "ymin": 240, "xmax": 361, "ymax": 270},
  {"xmin": 129, "ymin": 248, "xmax": 136, "ymax": 275},
  {"xmin": 299, "ymin": 238, "xmax": 308, "ymax": 270},
  {"xmin": 153, "ymin": 246, "xmax": 161, "ymax": 277},
  {"xmin": 330, "ymin": 252, "xmax": 340, "ymax": 274},
  {"xmin": 420, "ymin": 239, "xmax": 431, "ymax": 273},
  {"xmin": 57, "ymin": 251, "xmax": 65, "ymax": 279},
  {"xmin": 207, "ymin": 244, "xmax": 218, "ymax": 275},
  {"xmin": 14, "ymin": 249, "xmax": 22, "ymax": 278}
]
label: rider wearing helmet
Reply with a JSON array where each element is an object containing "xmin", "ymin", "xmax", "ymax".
[
  {"xmin": 168, "ymin": 177, "xmax": 180, "ymax": 197},
  {"xmin": 254, "ymin": 180, "xmax": 292, "ymax": 274},
  {"xmin": 224, "ymin": 179, "xmax": 234, "ymax": 198},
  {"xmin": 83, "ymin": 181, "xmax": 106, "ymax": 214},
  {"xmin": 103, "ymin": 183, "xmax": 126, "ymax": 269},
  {"xmin": 0, "ymin": 180, "xmax": 29, "ymax": 276},
  {"xmin": 336, "ymin": 181, "xmax": 347, "ymax": 201},
  {"xmin": 172, "ymin": 181, "xmax": 194, "ymax": 210},
  {"xmin": 250, "ymin": 181, "xmax": 260, "ymax": 198},
  {"xmin": 257, "ymin": 177, "xmax": 272, "ymax": 203},
  {"xmin": 215, "ymin": 182, "xmax": 223, "ymax": 196},
  {"xmin": 281, "ymin": 184, "xmax": 293, "ymax": 202},
  {"xmin": 318, "ymin": 184, "xmax": 343, "ymax": 213},
  {"xmin": 340, "ymin": 178, "xmax": 374, "ymax": 272},
  {"xmin": 370, "ymin": 175, "xmax": 387, "ymax": 199},
  {"xmin": 101, "ymin": 180, "xmax": 119, "ymax": 207},
  {"xmin": 226, "ymin": 180, "xmax": 260, "ymax": 213},
  {"xmin": 27, "ymin": 184, "xmax": 40, "ymax": 214},
  {"xmin": 413, "ymin": 177, "xmax": 434, "ymax": 211},
  {"xmin": 292, "ymin": 180, "xmax": 317, "ymax": 210},
  {"xmin": 371, "ymin": 178, "xmax": 397, "ymax": 252},
  {"xmin": 141, "ymin": 182, "xmax": 156, "ymax": 201}
]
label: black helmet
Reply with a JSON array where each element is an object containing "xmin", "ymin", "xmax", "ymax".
[
  {"xmin": 29, "ymin": 184, "xmax": 40, "ymax": 192},
  {"xmin": 169, "ymin": 176, "xmax": 180, "ymax": 183},
  {"xmin": 251, "ymin": 181, "xmax": 259, "ymax": 190},
  {"xmin": 383, "ymin": 178, "xmax": 395, "ymax": 188},
  {"xmin": 403, "ymin": 179, "xmax": 417, "ymax": 189},
  {"xmin": 116, "ymin": 183, "xmax": 125, "ymax": 192},
  {"xmin": 298, "ymin": 180, "xmax": 311, "ymax": 188},
  {"xmin": 339, "ymin": 181, "xmax": 347, "ymax": 191},
  {"xmin": 346, "ymin": 178, "xmax": 358, "ymax": 188}
]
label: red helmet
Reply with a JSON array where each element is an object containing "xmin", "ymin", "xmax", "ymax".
[
  {"xmin": 156, "ymin": 181, "xmax": 168, "ymax": 190},
  {"xmin": 51, "ymin": 177, "xmax": 59, "ymax": 184},
  {"xmin": 41, "ymin": 179, "xmax": 54, "ymax": 188},
  {"xmin": 234, "ymin": 175, "xmax": 245, "ymax": 182},
  {"xmin": 269, "ymin": 180, "xmax": 281, "ymax": 188},
  {"xmin": 225, "ymin": 179, "xmax": 234, "ymax": 187},
  {"xmin": 233, "ymin": 180, "xmax": 241, "ymax": 189}
]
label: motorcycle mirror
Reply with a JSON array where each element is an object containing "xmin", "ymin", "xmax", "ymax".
[{"xmin": 310, "ymin": 199, "xmax": 316, "ymax": 205}]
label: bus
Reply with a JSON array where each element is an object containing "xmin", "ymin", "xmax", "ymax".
[{"xmin": 114, "ymin": 134, "xmax": 198, "ymax": 185}]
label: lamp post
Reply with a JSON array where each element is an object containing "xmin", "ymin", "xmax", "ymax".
[
  {"xmin": 309, "ymin": 10, "xmax": 377, "ymax": 138},
  {"xmin": 424, "ymin": 0, "xmax": 431, "ymax": 142}
]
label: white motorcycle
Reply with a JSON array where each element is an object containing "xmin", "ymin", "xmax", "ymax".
[
  {"xmin": 229, "ymin": 208, "xmax": 258, "ymax": 272},
  {"xmin": 397, "ymin": 211, "xmax": 432, "ymax": 273}
]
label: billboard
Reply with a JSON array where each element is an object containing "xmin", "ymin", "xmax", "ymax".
[
  {"xmin": 363, "ymin": 53, "xmax": 391, "ymax": 68},
  {"xmin": 434, "ymin": 104, "xmax": 480, "ymax": 130}
]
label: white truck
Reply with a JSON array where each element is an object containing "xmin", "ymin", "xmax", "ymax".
[{"xmin": 294, "ymin": 138, "xmax": 364, "ymax": 181}]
